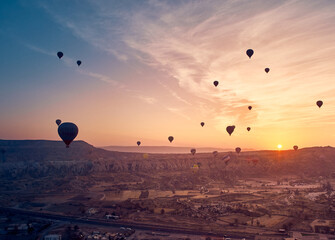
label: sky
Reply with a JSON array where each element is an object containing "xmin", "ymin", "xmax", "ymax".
[{"xmin": 1, "ymin": 0, "xmax": 335, "ymax": 150}]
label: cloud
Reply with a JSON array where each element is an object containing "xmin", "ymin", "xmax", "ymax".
[
  {"xmin": 40, "ymin": 0, "xmax": 335, "ymax": 127},
  {"xmin": 137, "ymin": 95, "xmax": 157, "ymax": 105},
  {"xmin": 166, "ymin": 107, "xmax": 191, "ymax": 120},
  {"xmin": 25, "ymin": 43, "xmax": 122, "ymax": 87}
]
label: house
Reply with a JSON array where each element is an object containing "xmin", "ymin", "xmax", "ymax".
[{"xmin": 310, "ymin": 219, "xmax": 335, "ymax": 234}]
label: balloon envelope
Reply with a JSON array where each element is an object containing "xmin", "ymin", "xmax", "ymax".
[
  {"xmin": 235, "ymin": 147, "xmax": 241, "ymax": 154},
  {"xmin": 200, "ymin": 122, "xmax": 205, "ymax": 127},
  {"xmin": 191, "ymin": 148, "xmax": 196, "ymax": 155},
  {"xmin": 247, "ymin": 127, "xmax": 251, "ymax": 132},
  {"xmin": 137, "ymin": 141, "xmax": 141, "ymax": 146},
  {"xmin": 168, "ymin": 136, "xmax": 174, "ymax": 143},
  {"xmin": 248, "ymin": 106, "xmax": 252, "ymax": 110},
  {"xmin": 265, "ymin": 68, "xmax": 270, "ymax": 73},
  {"xmin": 56, "ymin": 119, "xmax": 62, "ymax": 126},
  {"xmin": 226, "ymin": 125, "xmax": 235, "ymax": 136},
  {"xmin": 213, "ymin": 81, "xmax": 219, "ymax": 87},
  {"xmin": 246, "ymin": 49, "xmax": 254, "ymax": 58},
  {"xmin": 316, "ymin": 100, "xmax": 323, "ymax": 108},
  {"xmin": 293, "ymin": 145, "xmax": 298, "ymax": 151},
  {"xmin": 58, "ymin": 122, "xmax": 78, "ymax": 148},
  {"xmin": 77, "ymin": 60, "xmax": 82, "ymax": 66},
  {"xmin": 57, "ymin": 52, "xmax": 63, "ymax": 59},
  {"xmin": 212, "ymin": 151, "xmax": 218, "ymax": 157}
]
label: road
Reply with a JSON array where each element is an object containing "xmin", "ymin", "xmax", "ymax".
[{"xmin": 0, "ymin": 207, "xmax": 254, "ymax": 239}]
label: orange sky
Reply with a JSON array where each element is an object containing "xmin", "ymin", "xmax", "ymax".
[{"xmin": 1, "ymin": 1, "xmax": 335, "ymax": 150}]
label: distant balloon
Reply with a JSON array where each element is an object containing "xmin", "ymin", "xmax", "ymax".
[
  {"xmin": 293, "ymin": 145, "xmax": 298, "ymax": 151},
  {"xmin": 77, "ymin": 60, "xmax": 82, "ymax": 66},
  {"xmin": 246, "ymin": 49, "xmax": 254, "ymax": 59},
  {"xmin": 316, "ymin": 100, "xmax": 323, "ymax": 108},
  {"xmin": 212, "ymin": 151, "xmax": 218, "ymax": 157},
  {"xmin": 200, "ymin": 122, "xmax": 205, "ymax": 127},
  {"xmin": 57, "ymin": 52, "xmax": 63, "ymax": 59},
  {"xmin": 213, "ymin": 81, "xmax": 219, "ymax": 87},
  {"xmin": 222, "ymin": 155, "xmax": 230, "ymax": 165},
  {"xmin": 248, "ymin": 106, "xmax": 252, "ymax": 110},
  {"xmin": 247, "ymin": 127, "xmax": 251, "ymax": 132},
  {"xmin": 235, "ymin": 147, "xmax": 241, "ymax": 154},
  {"xmin": 56, "ymin": 119, "xmax": 62, "ymax": 126},
  {"xmin": 58, "ymin": 122, "xmax": 78, "ymax": 148},
  {"xmin": 226, "ymin": 125, "xmax": 235, "ymax": 136},
  {"xmin": 191, "ymin": 148, "xmax": 196, "ymax": 155},
  {"xmin": 265, "ymin": 68, "xmax": 270, "ymax": 73},
  {"xmin": 137, "ymin": 141, "xmax": 141, "ymax": 146},
  {"xmin": 168, "ymin": 136, "xmax": 174, "ymax": 143}
]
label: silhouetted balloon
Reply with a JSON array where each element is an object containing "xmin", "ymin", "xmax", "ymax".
[
  {"xmin": 265, "ymin": 68, "xmax": 270, "ymax": 73},
  {"xmin": 191, "ymin": 148, "xmax": 196, "ymax": 155},
  {"xmin": 58, "ymin": 122, "xmax": 78, "ymax": 148},
  {"xmin": 235, "ymin": 147, "xmax": 241, "ymax": 154},
  {"xmin": 77, "ymin": 60, "xmax": 82, "ymax": 66},
  {"xmin": 200, "ymin": 122, "xmax": 205, "ymax": 127},
  {"xmin": 222, "ymin": 155, "xmax": 230, "ymax": 165},
  {"xmin": 247, "ymin": 127, "xmax": 251, "ymax": 132},
  {"xmin": 213, "ymin": 81, "xmax": 219, "ymax": 87},
  {"xmin": 226, "ymin": 125, "xmax": 235, "ymax": 136},
  {"xmin": 248, "ymin": 106, "xmax": 252, "ymax": 110},
  {"xmin": 168, "ymin": 136, "xmax": 174, "ymax": 143},
  {"xmin": 56, "ymin": 119, "xmax": 62, "ymax": 126},
  {"xmin": 57, "ymin": 52, "xmax": 63, "ymax": 59},
  {"xmin": 246, "ymin": 49, "xmax": 254, "ymax": 59},
  {"xmin": 137, "ymin": 141, "xmax": 141, "ymax": 146},
  {"xmin": 316, "ymin": 100, "xmax": 323, "ymax": 108},
  {"xmin": 293, "ymin": 145, "xmax": 298, "ymax": 151},
  {"xmin": 212, "ymin": 151, "xmax": 218, "ymax": 157}
]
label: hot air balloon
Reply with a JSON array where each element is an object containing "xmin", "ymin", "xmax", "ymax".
[
  {"xmin": 56, "ymin": 119, "xmax": 62, "ymax": 126},
  {"xmin": 265, "ymin": 68, "xmax": 270, "ymax": 73},
  {"xmin": 212, "ymin": 151, "xmax": 218, "ymax": 157},
  {"xmin": 247, "ymin": 127, "xmax": 251, "ymax": 132},
  {"xmin": 226, "ymin": 125, "xmax": 235, "ymax": 136},
  {"xmin": 246, "ymin": 49, "xmax": 254, "ymax": 59},
  {"xmin": 213, "ymin": 81, "xmax": 219, "ymax": 87},
  {"xmin": 77, "ymin": 60, "xmax": 82, "ymax": 66},
  {"xmin": 248, "ymin": 106, "xmax": 252, "ymax": 110},
  {"xmin": 191, "ymin": 148, "xmax": 196, "ymax": 155},
  {"xmin": 235, "ymin": 147, "xmax": 241, "ymax": 154},
  {"xmin": 57, "ymin": 52, "xmax": 63, "ymax": 59},
  {"xmin": 316, "ymin": 100, "xmax": 323, "ymax": 108},
  {"xmin": 58, "ymin": 122, "xmax": 78, "ymax": 148},
  {"xmin": 137, "ymin": 141, "xmax": 141, "ymax": 146},
  {"xmin": 293, "ymin": 145, "xmax": 298, "ymax": 151},
  {"xmin": 222, "ymin": 155, "xmax": 230, "ymax": 165},
  {"xmin": 200, "ymin": 122, "xmax": 205, "ymax": 127},
  {"xmin": 168, "ymin": 136, "xmax": 174, "ymax": 143}
]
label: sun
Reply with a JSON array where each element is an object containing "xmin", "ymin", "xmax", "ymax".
[{"xmin": 277, "ymin": 144, "xmax": 282, "ymax": 149}]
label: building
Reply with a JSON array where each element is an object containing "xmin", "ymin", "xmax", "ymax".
[{"xmin": 310, "ymin": 220, "xmax": 335, "ymax": 234}]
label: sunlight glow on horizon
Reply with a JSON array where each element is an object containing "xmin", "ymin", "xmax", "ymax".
[{"xmin": 1, "ymin": 1, "xmax": 335, "ymax": 149}]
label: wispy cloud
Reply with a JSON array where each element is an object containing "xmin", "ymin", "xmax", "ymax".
[
  {"xmin": 137, "ymin": 95, "xmax": 157, "ymax": 105},
  {"xmin": 40, "ymin": 0, "xmax": 335, "ymax": 128},
  {"xmin": 25, "ymin": 43, "xmax": 122, "ymax": 87}
]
